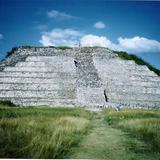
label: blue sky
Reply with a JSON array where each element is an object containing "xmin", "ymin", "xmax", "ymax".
[{"xmin": 0, "ymin": 0, "xmax": 160, "ymax": 69}]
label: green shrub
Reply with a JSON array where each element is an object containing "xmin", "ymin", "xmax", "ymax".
[
  {"xmin": 83, "ymin": 46, "xmax": 105, "ymax": 48},
  {"xmin": 56, "ymin": 46, "xmax": 72, "ymax": 50},
  {"xmin": 21, "ymin": 46, "xmax": 33, "ymax": 49},
  {"xmin": 0, "ymin": 100, "xmax": 16, "ymax": 107},
  {"xmin": 6, "ymin": 47, "xmax": 18, "ymax": 58},
  {"xmin": 48, "ymin": 46, "xmax": 56, "ymax": 48}
]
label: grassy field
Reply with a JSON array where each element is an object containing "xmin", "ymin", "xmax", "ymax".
[
  {"xmin": 0, "ymin": 104, "xmax": 92, "ymax": 158},
  {"xmin": 0, "ymin": 103, "xmax": 160, "ymax": 159},
  {"xmin": 103, "ymin": 108, "xmax": 160, "ymax": 152}
]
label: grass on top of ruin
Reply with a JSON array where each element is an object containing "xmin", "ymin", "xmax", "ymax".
[{"xmin": 103, "ymin": 108, "xmax": 160, "ymax": 152}]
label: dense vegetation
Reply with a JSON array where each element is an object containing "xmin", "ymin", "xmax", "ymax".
[
  {"xmin": 55, "ymin": 46, "xmax": 72, "ymax": 50},
  {"xmin": 20, "ymin": 46, "xmax": 73, "ymax": 50},
  {"xmin": 0, "ymin": 104, "xmax": 92, "ymax": 158},
  {"xmin": 6, "ymin": 47, "xmax": 18, "ymax": 58},
  {"xmin": 103, "ymin": 108, "xmax": 160, "ymax": 152},
  {"xmin": 115, "ymin": 51, "xmax": 160, "ymax": 76},
  {"xmin": 0, "ymin": 100, "xmax": 16, "ymax": 107},
  {"xmin": 0, "ymin": 102, "xmax": 160, "ymax": 159}
]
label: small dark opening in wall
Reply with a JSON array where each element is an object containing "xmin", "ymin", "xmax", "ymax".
[
  {"xmin": 74, "ymin": 60, "xmax": 78, "ymax": 67},
  {"xmin": 104, "ymin": 90, "xmax": 108, "ymax": 102}
]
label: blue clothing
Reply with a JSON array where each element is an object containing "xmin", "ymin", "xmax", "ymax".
[{"xmin": 115, "ymin": 104, "xmax": 121, "ymax": 111}]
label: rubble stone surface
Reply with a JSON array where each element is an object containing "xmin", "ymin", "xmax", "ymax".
[{"xmin": 0, "ymin": 47, "xmax": 159, "ymax": 108}]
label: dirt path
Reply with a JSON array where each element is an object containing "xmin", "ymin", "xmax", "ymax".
[{"xmin": 69, "ymin": 112, "xmax": 159, "ymax": 160}]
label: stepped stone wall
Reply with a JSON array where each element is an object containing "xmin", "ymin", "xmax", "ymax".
[{"xmin": 0, "ymin": 47, "xmax": 160, "ymax": 108}]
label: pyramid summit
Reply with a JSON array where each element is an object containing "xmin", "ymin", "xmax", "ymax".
[{"xmin": 0, "ymin": 46, "xmax": 160, "ymax": 108}]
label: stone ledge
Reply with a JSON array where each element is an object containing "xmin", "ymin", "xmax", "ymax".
[
  {"xmin": 0, "ymin": 83, "xmax": 75, "ymax": 90},
  {"xmin": 0, "ymin": 91, "xmax": 76, "ymax": 98},
  {"xmin": 0, "ymin": 77, "xmax": 76, "ymax": 84}
]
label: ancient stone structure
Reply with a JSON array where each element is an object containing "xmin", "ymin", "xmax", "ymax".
[{"xmin": 0, "ymin": 47, "xmax": 160, "ymax": 108}]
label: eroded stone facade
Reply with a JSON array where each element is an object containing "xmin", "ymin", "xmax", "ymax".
[{"xmin": 0, "ymin": 47, "xmax": 160, "ymax": 108}]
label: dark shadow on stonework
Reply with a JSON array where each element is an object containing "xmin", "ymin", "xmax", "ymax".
[
  {"xmin": 74, "ymin": 60, "xmax": 78, "ymax": 67},
  {"xmin": 104, "ymin": 90, "xmax": 108, "ymax": 102}
]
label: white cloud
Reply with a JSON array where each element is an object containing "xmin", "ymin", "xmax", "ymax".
[
  {"xmin": 94, "ymin": 21, "xmax": 105, "ymax": 29},
  {"xmin": 39, "ymin": 28, "xmax": 160, "ymax": 54},
  {"xmin": 0, "ymin": 34, "xmax": 3, "ymax": 39},
  {"xmin": 47, "ymin": 10, "xmax": 75, "ymax": 20},
  {"xmin": 80, "ymin": 34, "xmax": 111, "ymax": 47},
  {"xmin": 39, "ymin": 28, "xmax": 82, "ymax": 46},
  {"xmin": 81, "ymin": 35, "xmax": 160, "ymax": 54},
  {"xmin": 117, "ymin": 36, "xmax": 160, "ymax": 53}
]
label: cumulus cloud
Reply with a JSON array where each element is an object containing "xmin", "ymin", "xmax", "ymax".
[
  {"xmin": 0, "ymin": 34, "xmax": 3, "ymax": 39},
  {"xmin": 39, "ymin": 28, "xmax": 160, "ymax": 54},
  {"xmin": 81, "ymin": 35, "xmax": 160, "ymax": 53},
  {"xmin": 94, "ymin": 21, "xmax": 105, "ymax": 29},
  {"xmin": 80, "ymin": 34, "xmax": 111, "ymax": 47},
  {"xmin": 47, "ymin": 10, "xmax": 75, "ymax": 20},
  {"xmin": 39, "ymin": 28, "xmax": 82, "ymax": 46},
  {"xmin": 117, "ymin": 36, "xmax": 160, "ymax": 53}
]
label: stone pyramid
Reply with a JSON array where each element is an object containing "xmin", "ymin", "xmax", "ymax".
[{"xmin": 0, "ymin": 47, "xmax": 160, "ymax": 108}]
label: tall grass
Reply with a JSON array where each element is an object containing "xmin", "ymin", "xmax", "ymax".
[
  {"xmin": 104, "ymin": 108, "xmax": 160, "ymax": 125},
  {"xmin": 0, "ymin": 107, "xmax": 93, "ymax": 119},
  {"xmin": 118, "ymin": 118, "xmax": 160, "ymax": 151},
  {"xmin": 0, "ymin": 107, "xmax": 92, "ymax": 158},
  {"xmin": 103, "ymin": 108, "xmax": 160, "ymax": 152}
]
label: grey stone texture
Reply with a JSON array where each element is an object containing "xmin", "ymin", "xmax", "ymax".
[{"xmin": 0, "ymin": 47, "xmax": 160, "ymax": 108}]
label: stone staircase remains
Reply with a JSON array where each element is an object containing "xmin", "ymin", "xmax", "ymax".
[{"xmin": 0, "ymin": 47, "xmax": 160, "ymax": 108}]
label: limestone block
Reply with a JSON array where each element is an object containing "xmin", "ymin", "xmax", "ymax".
[
  {"xmin": 109, "ymin": 81, "xmax": 160, "ymax": 87},
  {"xmin": 26, "ymin": 55, "xmax": 73, "ymax": 62},
  {"xmin": 76, "ymin": 87, "xmax": 106, "ymax": 106},
  {"xmin": 13, "ymin": 99, "xmax": 76, "ymax": 106},
  {"xmin": 16, "ymin": 61, "xmax": 46, "ymax": 67},
  {"xmin": 0, "ymin": 77, "xmax": 76, "ymax": 84},
  {"xmin": 109, "ymin": 99, "xmax": 160, "ymax": 107},
  {"xmin": 0, "ymin": 83, "xmax": 75, "ymax": 91},
  {"xmin": 106, "ymin": 85, "xmax": 160, "ymax": 94},
  {"xmin": 4, "ymin": 66, "xmax": 76, "ymax": 73},
  {"xmin": 0, "ymin": 71, "xmax": 76, "ymax": 78},
  {"xmin": 0, "ymin": 47, "xmax": 159, "ymax": 107},
  {"xmin": 18, "ymin": 102, "xmax": 75, "ymax": 107},
  {"xmin": 0, "ymin": 90, "xmax": 76, "ymax": 99},
  {"xmin": 107, "ymin": 92, "xmax": 160, "ymax": 101}
]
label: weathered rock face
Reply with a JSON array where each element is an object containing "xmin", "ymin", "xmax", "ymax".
[{"xmin": 0, "ymin": 47, "xmax": 160, "ymax": 108}]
